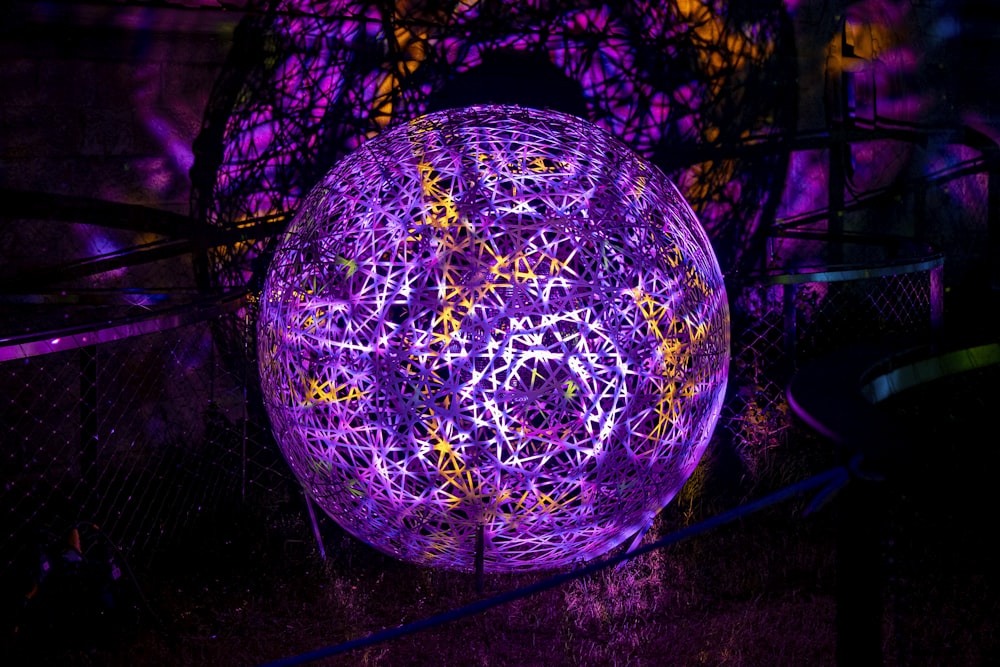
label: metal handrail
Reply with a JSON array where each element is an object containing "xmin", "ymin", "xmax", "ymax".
[{"xmin": 0, "ymin": 288, "xmax": 249, "ymax": 362}]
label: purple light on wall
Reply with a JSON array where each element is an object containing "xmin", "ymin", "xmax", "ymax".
[
  {"xmin": 257, "ymin": 106, "xmax": 729, "ymax": 571},
  {"xmin": 779, "ymin": 0, "xmax": 932, "ymax": 227}
]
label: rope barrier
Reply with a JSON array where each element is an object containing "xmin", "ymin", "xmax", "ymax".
[{"xmin": 258, "ymin": 464, "xmax": 852, "ymax": 667}]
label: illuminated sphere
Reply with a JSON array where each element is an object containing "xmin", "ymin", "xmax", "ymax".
[{"xmin": 258, "ymin": 105, "xmax": 729, "ymax": 571}]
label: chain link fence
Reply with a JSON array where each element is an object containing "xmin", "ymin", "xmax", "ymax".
[
  {"xmin": 0, "ymin": 311, "xmax": 289, "ymax": 580},
  {"xmin": 723, "ymin": 238, "xmax": 945, "ymax": 489}
]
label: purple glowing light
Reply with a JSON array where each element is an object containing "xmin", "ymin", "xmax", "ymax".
[
  {"xmin": 194, "ymin": 0, "xmax": 795, "ymax": 291},
  {"xmin": 257, "ymin": 106, "xmax": 729, "ymax": 571}
]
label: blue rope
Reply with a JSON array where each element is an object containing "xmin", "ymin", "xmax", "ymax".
[{"xmin": 258, "ymin": 465, "xmax": 851, "ymax": 667}]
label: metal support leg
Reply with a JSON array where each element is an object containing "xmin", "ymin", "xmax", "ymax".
[
  {"xmin": 475, "ymin": 524, "xmax": 485, "ymax": 593},
  {"xmin": 303, "ymin": 489, "xmax": 327, "ymax": 561}
]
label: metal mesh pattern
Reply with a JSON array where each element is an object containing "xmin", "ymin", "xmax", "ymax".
[
  {"xmin": 795, "ymin": 272, "xmax": 934, "ymax": 359},
  {"xmin": 257, "ymin": 105, "xmax": 730, "ymax": 571},
  {"xmin": 0, "ymin": 315, "xmax": 286, "ymax": 576},
  {"xmin": 724, "ymin": 267, "xmax": 939, "ymax": 478},
  {"xmin": 725, "ymin": 284, "xmax": 789, "ymax": 477}
]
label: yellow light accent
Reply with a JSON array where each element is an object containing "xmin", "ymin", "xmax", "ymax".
[
  {"xmin": 301, "ymin": 375, "xmax": 366, "ymax": 405},
  {"xmin": 347, "ymin": 477, "xmax": 365, "ymax": 497},
  {"xmin": 563, "ymin": 380, "xmax": 578, "ymax": 399},
  {"xmin": 311, "ymin": 458, "xmax": 333, "ymax": 477},
  {"xmin": 335, "ymin": 255, "xmax": 358, "ymax": 276},
  {"xmin": 672, "ymin": 0, "xmax": 772, "ymax": 207}
]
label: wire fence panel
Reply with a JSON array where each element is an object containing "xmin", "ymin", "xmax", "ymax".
[
  {"xmin": 722, "ymin": 255, "xmax": 942, "ymax": 485},
  {"xmin": 0, "ymin": 314, "xmax": 288, "ymax": 577}
]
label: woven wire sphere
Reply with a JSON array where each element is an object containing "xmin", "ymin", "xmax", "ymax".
[{"xmin": 258, "ymin": 105, "xmax": 730, "ymax": 571}]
